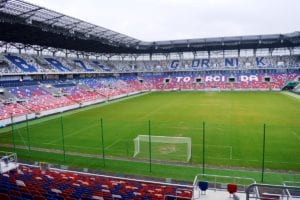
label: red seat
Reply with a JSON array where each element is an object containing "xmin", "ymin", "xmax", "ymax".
[
  {"xmin": 34, "ymin": 195, "xmax": 46, "ymax": 200},
  {"xmin": 0, "ymin": 193, "xmax": 10, "ymax": 200},
  {"xmin": 227, "ymin": 183, "xmax": 237, "ymax": 195}
]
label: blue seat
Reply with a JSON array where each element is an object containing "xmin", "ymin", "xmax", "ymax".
[
  {"xmin": 74, "ymin": 60, "xmax": 94, "ymax": 72},
  {"xmin": 44, "ymin": 58, "xmax": 70, "ymax": 72},
  {"xmin": 198, "ymin": 181, "xmax": 208, "ymax": 194},
  {"xmin": 165, "ymin": 196, "xmax": 176, "ymax": 200},
  {"xmin": 4, "ymin": 54, "xmax": 38, "ymax": 72},
  {"xmin": 21, "ymin": 193, "xmax": 34, "ymax": 200},
  {"xmin": 11, "ymin": 196, "xmax": 22, "ymax": 200}
]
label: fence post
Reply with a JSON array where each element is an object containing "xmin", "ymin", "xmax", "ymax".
[
  {"xmin": 202, "ymin": 121, "xmax": 205, "ymax": 174},
  {"xmin": 10, "ymin": 115, "xmax": 16, "ymax": 152},
  {"xmin": 26, "ymin": 114, "xmax": 31, "ymax": 157},
  {"xmin": 261, "ymin": 124, "xmax": 266, "ymax": 183},
  {"xmin": 100, "ymin": 118, "xmax": 105, "ymax": 167},
  {"xmin": 126, "ymin": 141, "xmax": 129, "ymax": 157},
  {"xmin": 60, "ymin": 114, "xmax": 66, "ymax": 162},
  {"xmin": 148, "ymin": 120, "xmax": 152, "ymax": 173}
]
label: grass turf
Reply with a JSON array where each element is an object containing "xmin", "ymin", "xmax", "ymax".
[{"xmin": 0, "ymin": 91, "xmax": 300, "ymax": 183}]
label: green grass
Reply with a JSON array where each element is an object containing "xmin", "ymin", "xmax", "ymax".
[{"xmin": 1, "ymin": 91, "xmax": 300, "ymax": 183}]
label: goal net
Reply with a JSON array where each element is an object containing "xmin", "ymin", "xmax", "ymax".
[{"xmin": 133, "ymin": 135, "xmax": 192, "ymax": 162}]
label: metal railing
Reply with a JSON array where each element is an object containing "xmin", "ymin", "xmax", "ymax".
[
  {"xmin": 193, "ymin": 174, "xmax": 256, "ymax": 199},
  {"xmin": 193, "ymin": 174, "xmax": 256, "ymax": 191},
  {"xmin": 246, "ymin": 183, "xmax": 300, "ymax": 200},
  {"xmin": 0, "ymin": 151, "xmax": 18, "ymax": 173}
]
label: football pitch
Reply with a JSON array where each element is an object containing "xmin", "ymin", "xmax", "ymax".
[{"xmin": 0, "ymin": 91, "xmax": 300, "ymax": 183}]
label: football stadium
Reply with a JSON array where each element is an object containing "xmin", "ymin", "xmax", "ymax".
[{"xmin": 0, "ymin": 0, "xmax": 300, "ymax": 199}]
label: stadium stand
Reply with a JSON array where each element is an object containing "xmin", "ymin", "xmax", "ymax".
[
  {"xmin": 4, "ymin": 54, "xmax": 38, "ymax": 73},
  {"xmin": 1, "ymin": 159, "xmax": 300, "ymax": 200},
  {"xmin": 1, "ymin": 53, "xmax": 300, "ymax": 74},
  {"xmin": 0, "ymin": 103, "xmax": 31, "ymax": 120},
  {"xmin": 0, "ymin": 68, "xmax": 299, "ymax": 126},
  {"xmin": 0, "ymin": 1, "xmax": 300, "ymax": 199},
  {"xmin": 0, "ymin": 164, "xmax": 193, "ymax": 200},
  {"xmin": 44, "ymin": 58, "xmax": 71, "ymax": 72},
  {"xmin": 73, "ymin": 60, "xmax": 94, "ymax": 72},
  {"xmin": 92, "ymin": 61, "xmax": 113, "ymax": 72},
  {"xmin": 7, "ymin": 85, "xmax": 77, "ymax": 113}
]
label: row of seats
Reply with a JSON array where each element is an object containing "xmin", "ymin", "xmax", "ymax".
[
  {"xmin": 8, "ymin": 86, "xmax": 49, "ymax": 99},
  {"xmin": 0, "ymin": 72, "xmax": 299, "ymax": 120},
  {"xmin": 6, "ymin": 86, "xmax": 76, "ymax": 113},
  {"xmin": 0, "ymin": 77, "xmax": 143, "ymax": 120},
  {"xmin": 0, "ymin": 165, "xmax": 192, "ymax": 200},
  {"xmin": 21, "ymin": 95, "xmax": 75, "ymax": 113},
  {"xmin": 0, "ymin": 104, "xmax": 31, "ymax": 120},
  {"xmin": 142, "ymin": 72, "xmax": 299, "ymax": 90},
  {"xmin": 1, "ymin": 53, "xmax": 299, "ymax": 73},
  {"xmin": 60, "ymin": 86, "xmax": 105, "ymax": 103}
]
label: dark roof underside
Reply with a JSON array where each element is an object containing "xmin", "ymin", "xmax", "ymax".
[{"xmin": 0, "ymin": 0, "xmax": 300, "ymax": 54}]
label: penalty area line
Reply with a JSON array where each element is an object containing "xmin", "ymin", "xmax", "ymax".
[
  {"xmin": 206, "ymin": 144, "xmax": 233, "ymax": 160},
  {"xmin": 292, "ymin": 131, "xmax": 300, "ymax": 141},
  {"xmin": 104, "ymin": 138, "xmax": 122, "ymax": 150}
]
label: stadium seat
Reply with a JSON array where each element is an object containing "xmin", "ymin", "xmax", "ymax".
[
  {"xmin": 227, "ymin": 183, "xmax": 238, "ymax": 197},
  {"xmin": 0, "ymin": 165, "xmax": 192, "ymax": 200},
  {"xmin": 4, "ymin": 54, "xmax": 38, "ymax": 73},
  {"xmin": 0, "ymin": 193, "xmax": 10, "ymax": 200},
  {"xmin": 198, "ymin": 181, "xmax": 208, "ymax": 194},
  {"xmin": 44, "ymin": 58, "xmax": 71, "ymax": 72}
]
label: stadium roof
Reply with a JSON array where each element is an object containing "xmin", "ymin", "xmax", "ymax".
[{"xmin": 0, "ymin": 0, "xmax": 300, "ymax": 54}]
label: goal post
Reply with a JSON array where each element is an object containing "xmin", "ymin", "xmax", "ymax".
[{"xmin": 133, "ymin": 135, "xmax": 192, "ymax": 162}]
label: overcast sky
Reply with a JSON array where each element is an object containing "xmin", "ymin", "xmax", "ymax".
[{"xmin": 26, "ymin": 0, "xmax": 300, "ymax": 42}]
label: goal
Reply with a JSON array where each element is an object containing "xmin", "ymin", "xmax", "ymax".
[{"xmin": 133, "ymin": 135, "xmax": 192, "ymax": 162}]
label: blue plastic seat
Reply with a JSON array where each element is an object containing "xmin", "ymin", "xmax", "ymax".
[{"xmin": 198, "ymin": 181, "xmax": 208, "ymax": 194}]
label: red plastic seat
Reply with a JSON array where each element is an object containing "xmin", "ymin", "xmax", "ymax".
[
  {"xmin": 227, "ymin": 183, "xmax": 237, "ymax": 196},
  {"xmin": 0, "ymin": 193, "xmax": 10, "ymax": 200}
]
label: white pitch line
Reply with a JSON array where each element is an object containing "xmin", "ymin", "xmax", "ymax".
[
  {"xmin": 45, "ymin": 123, "xmax": 98, "ymax": 145},
  {"xmin": 206, "ymin": 144, "xmax": 233, "ymax": 148},
  {"xmin": 206, "ymin": 156, "xmax": 259, "ymax": 162},
  {"xmin": 207, "ymin": 156, "xmax": 300, "ymax": 165},
  {"xmin": 42, "ymin": 143, "xmax": 126, "ymax": 153},
  {"xmin": 16, "ymin": 129, "xmax": 28, "ymax": 148},
  {"xmin": 104, "ymin": 138, "xmax": 122, "ymax": 150},
  {"xmin": 292, "ymin": 131, "xmax": 300, "ymax": 141},
  {"xmin": 42, "ymin": 143, "xmax": 99, "ymax": 150},
  {"xmin": 0, "ymin": 132, "xmax": 11, "ymax": 136}
]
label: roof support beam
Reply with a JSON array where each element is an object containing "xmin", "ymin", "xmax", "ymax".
[
  {"xmin": 105, "ymin": 33, "xmax": 120, "ymax": 40},
  {"xmin": 65, "ymin": 21, "xmax": 82, "ymax": 31},
  {"xmin": 65, "ymin": 21, "xmax": 81, "ymax": 28},
  {"xmin": 42, "ymin": 14, "xmax": 64, "ymax": 23},
  {"xmin": 0, "ymin": 0, "xmax": 8, "ymax": 9},
  {"xmin": 81, "ymin": 25, "xmax": 97, "ymax": 34},
  {"xmin": 17, "ymin": 7, "xmax": 41, "ymax": 17}
]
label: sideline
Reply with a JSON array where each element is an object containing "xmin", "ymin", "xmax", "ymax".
[
  {"xmin": 1, "ymin": 143, "xmax": 300, "ymax": 176},
  {"xmin": 281, "ymin": 91, "xmax": 300, "ymax": 101}
]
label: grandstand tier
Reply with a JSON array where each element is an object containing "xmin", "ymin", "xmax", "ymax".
[
  {"xmin": 0, "ymin": 0, "xmax": 300, "ymax": 199},
  {"xmin": 1, "ymin": 53, "xmax": 300, "ymax": 74},
  {"xmin": 0, "ymin": 164, "xmax": 193, "ymax": 200},
  {"xmin": 0, "ymin": 66, "xmax": 300, "ymax": 125}
]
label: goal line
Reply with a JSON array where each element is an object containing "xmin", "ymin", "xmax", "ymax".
[{"xmin": 206, "ymin": 144, "xmax": 233, "ymax": 160}]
